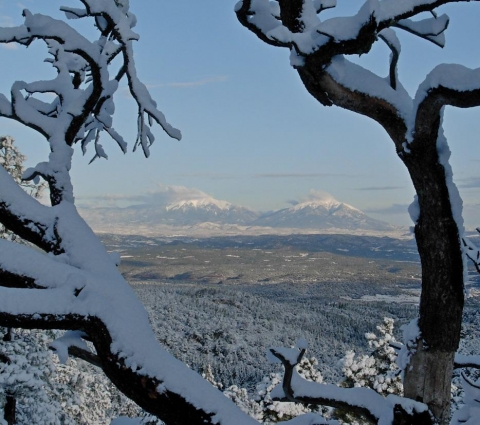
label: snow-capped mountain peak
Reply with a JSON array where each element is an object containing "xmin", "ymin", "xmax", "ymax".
[
  {"xmin": 290, "ymin": 191, "xmax": 361, "ymax": 213},
  {"xmin": 166, "ymin": 197, "xmax": 232, "ymax": 212},
  {"xmin": 253, "ymin": 191, "xmax": 395, "ymax": 231},
  {"xmin": 291, "ymin": 199, "xmax": 362, "ymax": 214},
  {"xmin": 79, "ymin": 187, "xmax": 397, "ymax": 234}
]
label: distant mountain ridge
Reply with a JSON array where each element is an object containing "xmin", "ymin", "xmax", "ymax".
[
  {"xmin": 79, "ymin": 192, "xmax": 396, "ymax": 234},
  {"xmin": 253, "ymin": 195, "xmax": 395, "ymax": 232},
  {"xmin": 81, "ymin": 196, "xmax": 259, "ymax": 228}
]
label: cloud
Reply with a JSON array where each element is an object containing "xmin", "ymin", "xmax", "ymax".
[
  {"xmin": 0, "ymin": 14, "xmax": 15, "ymax": 27},
  {"xmin": 145, "ymin": 75, "xmax": 228, "ymax": 90},
  {"xmin": 141, "ymin": 185, "xmax": 210, "ymax": 204},
  {"xmin": 457, "ymin": 177, "xmax": 480, "ymax": 189},
  {"xmin": 1, "ymin": 43, "xmax": 17, "ymax": 50},
  {"xmin": 80, "ymin": 184, "xmax": 212, "ymax": 207},
  {"xmin": 287, "ymin": 189, "xmax": 338, "ymax": 205},
  {"xmin": 0, "ymin": 15, "xmax": 18, "ymax": 49},
  {"xmin": 364, "ymin": 204, "xmax": 410, "ymax": 215},
  {"xmin": 355, "ymin": 186, "xmax": 403, "ymax": 191},
  {"xmin": 119, "ymin": 75, "xmax": 228, "ymax": 98},
  {"xmin": 255, "ymin": 172, "xmax": 346, "ymax": 178},
  {"xmin": 168, "ymin": 75, "xmax": 228, "ymax": 88},
  {"xmin": 305, "ymin": 189, "xmax": 337, "ymax": 202},
  {"xmin": 175, "ymin": 172, "xmax": 240, "ymax": 180}
]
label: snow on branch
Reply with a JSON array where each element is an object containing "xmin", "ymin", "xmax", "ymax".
[
  {"xmin": 0, "ymin": 235, "xmax": 260, "ymax": 424},
  {"xmin": 454, "ymin": 354, "xmax": 480, "ymax": 370},
  {"xmin": 49, "ymin": 330, "xmax": 101, "ymax": 366},
  {"xmin": 0, "ymin": 166, "xmax": 61, "ymax": 253},
  {"xmin": 0, "ymin": 3, "xmax": 265, "ymax": 423},
  {"xmin": 0, "ymin": 0, "xmax": 180, "ymax": 178},
  {"xmin": 235, "ymin": 0, "xmax": 291, "ymax": 48},
  {"xmin": 268, "ymin": 342, "xmax": 432, "ymax": 425},
  {"xmin": 394, "ymin": 14, "xmax": 449, "ymax": 48},
  {"xmin": 415, "ymin": 64, "xmax": 480, "ymax": 112},
  {"xmin": 388, "ymin": 340, "xmax": 480, "ymax": 370},
  {"xmin": 413, "ymin": 64, "xmax": 480, "ymax": 143},
  {"xmin": 236, "ymin": 0, "xmax": 480, "ymax": 145},
  {"xmin": 237, "ymin": 0, "xmax": 467, "ymax": 58}
]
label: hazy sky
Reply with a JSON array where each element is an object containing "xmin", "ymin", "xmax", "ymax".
[{"xmin": 0, "ymin": 0, "xmax": 479, "ymax": 227}]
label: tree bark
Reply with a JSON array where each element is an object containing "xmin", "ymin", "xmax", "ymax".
[
  {"xmin": 4, "ymin": 395, "xmax": 16, "ymax": 425},
  {"xmin": 403, "ymin": 342, "xmax": 454, "ymax": 424},
  {"xmin": 297, "ymin": 68, "xmax": 464, "ymax": 422},
  {"xmin": 296, "ymin": 44, "xmax": 463, "ymax": 425},
  {"xmin": 400, "ymin": 128, "xmax": 464, "ymax": 423}
]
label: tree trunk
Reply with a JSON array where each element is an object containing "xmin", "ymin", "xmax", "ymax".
[
  {"xmin": 401, "ymin": 131, "xmax": 465, "ymax": 424},
  {"xmin": 4, "ymin": 395, "xmax": 16, "ymax": 425},
  {"xmin": 404, "ymin": 342, "xmax": 454, "ymax": 423},
  {"xmin": 296, "ymin": 61, "xmax": 465, "ymax": 422}
]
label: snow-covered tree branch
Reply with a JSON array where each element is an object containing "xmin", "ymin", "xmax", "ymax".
[
  {"xmin": 237, "ymin": 0, "xmax": 480, "ymax": 423},
  {"xmin": 0, "ymin": 2, "xmax": 263, "ymax": 424},
  {"xmin": 268, "ymin": 341, "xmax": 432, "ymax": 424}
]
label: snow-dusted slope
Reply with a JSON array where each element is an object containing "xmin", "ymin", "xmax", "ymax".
[{"xmin": 253, "ymin": 194, "xmax": 396, "ymax": 232}]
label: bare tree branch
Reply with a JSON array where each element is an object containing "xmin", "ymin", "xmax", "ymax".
[{"xmin": 378, "ymin": 29, "xmax": 400, "ymax": 90}]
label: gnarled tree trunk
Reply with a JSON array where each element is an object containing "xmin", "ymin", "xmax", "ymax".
[
  {"xmin": 402, "ymin": 129, "xmax": 464, "ymax": 423},
  {"xmin": 236, "ymin": 0, "xmax": 480, "ymax": 421}
]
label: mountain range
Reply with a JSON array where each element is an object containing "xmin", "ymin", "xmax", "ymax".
[
  {"xmin": 79, "ymin": 191, "xmax": 398, "ymax": 235},
  {"xmin": 252, "ymin": 195, "xmax": 395, "ymax": 232}
]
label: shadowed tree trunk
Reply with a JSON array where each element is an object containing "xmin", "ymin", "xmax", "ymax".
[{"xmin": 237, "ymin": 0, "xmax": 480, "ymax": 422}]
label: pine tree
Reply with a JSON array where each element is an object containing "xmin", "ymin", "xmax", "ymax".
[
  {"xmin": 0, "ymin": 328, "xmax": 76, "ymax": 425},
  {"xmin": 341, "ymin": 318, "xmax": 402, "ymax": 396}
]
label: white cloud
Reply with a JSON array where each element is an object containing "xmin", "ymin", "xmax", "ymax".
[
  {"xmin": 166, "ymin": 75, "xmax": 228, "ymax": 88},
  {"xmin": 80, "ymin": 184, "xmax": 213, "ymax": 207},
  {"xmin": 364, "ymin": 204, "xmax": 410, "ymax": 215},
  {"xmin": 0, "ymin": 13, "xmax": 20, "ymax": 49},
  {"xmin": 303, "ymin": 189, "xmax": 337, "ymax": 203},
  {"xmin": 119, "ymin": 75, "xmax": 228, "ymax": 98},
  {"xmin": 141, "ymin": 184, "xmax": 211, "ymax": 204},
  {"xmin": 1, "ymin": 43, "xmax": 17, "ymax": 50},
  {"xmin": 0, "ymin": 14, "xmax": 15, "ymax": 27}
]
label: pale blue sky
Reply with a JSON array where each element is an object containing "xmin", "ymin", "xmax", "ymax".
[{"xmin": 0, "ymin": 1, "xmax": 479, "ymax": 227}]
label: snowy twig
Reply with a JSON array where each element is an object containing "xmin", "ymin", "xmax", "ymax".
[
  {"xmin": 49, "ymin": 331, "xmax": 102, "ymax": 368},
  {"xmin": 269, "ymin": 344, "xmax": 307, "ymax": 402},
  {"xmin": 378, "ymin": 29, "xmax": 400, "ymax": 90},
  {"xmin": 235, "ymin": 0, "xmax": 290, "ymax": 48},
  {"xmin": 64, "ymin": 346, "xmax": 102, "ymax": 368},
  {"xmin": 461, "ymin": 371, "xmax": 480, "ymax": 390},
  {"xmin": 269, "ymin": 344, "xmax": 432, "ymax": 425},
  {"xmin": 389, "ymin": 341, "xmax": 480, "ymax": 370},
  {"xmin": 454, "ymin": 354, "xmax": 480, "ymax": 370}
]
